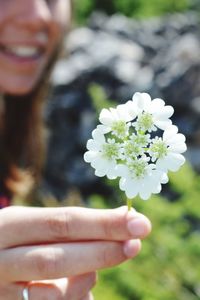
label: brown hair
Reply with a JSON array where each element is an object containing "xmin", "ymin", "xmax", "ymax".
[
  {"xmin": 0, "ymin": 1, "xmax": 73, "ymax": 200},
  {"xmin": 0, "ymin": 44, "xmax": 62, "ymax": 199}
]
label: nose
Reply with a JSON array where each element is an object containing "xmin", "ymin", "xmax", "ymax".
[{"xmin": 14, "ymin": 0, "xmax": 52, "ymax": 30}]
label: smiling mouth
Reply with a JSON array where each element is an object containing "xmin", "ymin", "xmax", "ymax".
[{"xmin": 0, "ymin": 44, "xmax": 45, "ymax": 60}]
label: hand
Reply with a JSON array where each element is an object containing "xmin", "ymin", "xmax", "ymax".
[{"xmin": 0, "ymin": 206, "xmax": 151, "ymax": 299}]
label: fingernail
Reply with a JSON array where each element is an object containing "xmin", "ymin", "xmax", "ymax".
[
  {"xmin": 123, "ymin": 239, "xmax": 141, "ymax": 258},
  {"xmin": 127, "ymin": 217, "xmax": 151, "ymax": 237}
]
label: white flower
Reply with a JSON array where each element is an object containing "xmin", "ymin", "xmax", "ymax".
[
  {"xmin": 131, "ymin": 92, "xmax": 174, "ymax": 132},
  {"xmin": 98, "ymin": 103, "xmax": 136, "ymax": 138},
  {"xmin": 154, "ymin": 125, "xmax": 187, "ymax": 172},
  {"xmin": 121, "ymin": 139, "xmax": 143, "ymax": 160},
  {"xmin": 84, "ymin": 128, "xmax": 120, "ymax": 179},
  {"xmin": 149, "ymin": 137, "xmax": 168, "ymax": 162},
  {"xmin": 130, "ymin": 132, "xmax": 150, "ymax": 147},
  {"xmin": 84, "ymin": 91, "xmax": 186, "ymax": 203},
  {"xmin": 117, "ymin": 159, "xmax": 167, "ymax": 200}
]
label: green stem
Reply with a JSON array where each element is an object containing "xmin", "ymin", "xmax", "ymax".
[{"xmin": 127, "ymin": 198, "xmax": 132, "ymax": 211}]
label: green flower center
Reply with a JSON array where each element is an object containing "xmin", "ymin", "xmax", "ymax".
[
  {"xmin": 137, "ymin": 112, "xmax": 153, "ymax": 132},
  {"xmin": 124, "ymin": 141, "xmax": 141, "ymax": 158},
  {"xmin": 111, "ymin": 120, "xmax": 128, "ymax": 138},
  {"xmin": 102, "ymin": 142, "xmax": 119, "ymax": 160},
  {"xmin": 150, "ymin": 139, "xmax": 168, "ymax": 159},
  {"xmin": 128, "ymin": 159, "xmax": 147, "ymax": 179},
  {"xmin": 132, "ymin": 133, "xmax": 149, "ymax": 146}
]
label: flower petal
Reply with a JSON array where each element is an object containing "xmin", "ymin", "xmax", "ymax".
[
  {"xmin": 123, "ymin": 101, "xmax": 138, "ymax": 120},
  {"xmin": 154, "ymin": 119, "xmax": 172, "ymax": 130},
  {"xmin": 167, "ymin": 133, "xmax": 186, "ymax": 146},
  {"xmin": 90, "ymin": 156, "xmax": 105, "ymax": 168},
  {"xmin": 168, "ymin": 143, "xmax": 187, "ymax": 153},
  {"xmin": 157, "ymin": 153, "xmax": 185, "ymax": 172},
  {"xmin": 163, "ymin": 125, "xmax": 178, "ymax": 141},
  {"xmin": 116, "ymin": 164, "xmax": 129, "ymax": 177},
  {"xmin": 125, "ymin": 181, "xmax": 139, "ymax": 199},
  {"xmin": 139, "ymin": 180, "xmax": 152, "ymax": 199},
  {"xmin": 141, "ymin": 93, "xmax": 152, "ymax": 110},
  {"xmin": 160, "ymin": 172, "xmax": 169, "ymax": 184},
  {"xmin": 95, "ymin": 168, "xmax": 107, "ymax": 177},
  {"xmin": 87, "ymin": 139, "xmax": 100, "ymax": 151},
  {"xmin": 84, "ymin": 151, "xmax": 99, "ymax": 163},
  {"xmin": 92, "ymin": 128, "xmax": 105, "ymax": 143},
  {"xmin": 99, "ymin": 108, "xmax": 114, "ymax": 125},
  {"xmin": 119, "ymin": 176, "xmax": 140, "ymax": 198},
  {"xmin": 119, "ymin": 177, "xmax": 126, "ymax": 191},
  {"xmin": 107, "ymin": 162, "xmax": 118, "ymax": 179},
  {"xmin": 150, "ymin": 98, "xmax": 165, "ymax": 111},
  {"xmin": 97, "ymin": 124, "xmax": 111, "ymax": 134},
  {"xmin": 132, "ymin": 92, "xmax": 151, "ymax": 112},
  {"xmin": 116, "ymin": 103, "xmax": 136, "ymax": 122},
  {"xmin": 154, "ymin": 105, "xmax": 174, "ymax": 119}
]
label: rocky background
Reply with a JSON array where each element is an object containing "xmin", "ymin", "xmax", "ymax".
[{"xmin": 42, "ymin": 11, "xmax": 200, "ymax": 201}]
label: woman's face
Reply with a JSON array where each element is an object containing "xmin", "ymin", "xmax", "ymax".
[{"xmin": 0, "ymin": 0, "xmax": 71, "ymax": 95}]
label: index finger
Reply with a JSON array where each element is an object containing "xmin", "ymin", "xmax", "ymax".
[{"xmin": 0, "ymin": 206, "xmax": 151, "ymax": 248}]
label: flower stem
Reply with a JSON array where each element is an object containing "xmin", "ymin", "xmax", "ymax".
[{"xmin": 127, "ymin": 198, "xmax": 132, "ymax": 211}]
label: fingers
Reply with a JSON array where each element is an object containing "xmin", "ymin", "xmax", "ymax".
[
  {"xmin": 65, "ymin": 273, "xmax": 97, "ymax": 299},
  {"xmin": 27, "ymin": 273, "xmax": 96, "ymax": 300},
  {"xmin": 0, "ymin": 273, "xmax": 96, "ymax": 300},
  {"xmin": 0, "ymin": 206, "xmax": 151, "ymax": 248},
  {"xmin": 0, "ymin": 240, "xmax": 141, "ymax": 282}
]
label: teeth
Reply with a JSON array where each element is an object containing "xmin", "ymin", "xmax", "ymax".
[{"xmin": 5, "ymin": 46, "xmax": 40, "ymax": 57}]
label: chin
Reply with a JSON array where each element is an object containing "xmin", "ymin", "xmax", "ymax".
[
  {"xmin": 6, "ymin": 89, "xmax": 31, "ymax": 96},
  {"xmin": 4, "ymin": 88, "xmax": 34, "ymax": 97},
  {"xmin": 1, "ymin": 77, "xmax": 42, "ymax": 96}
]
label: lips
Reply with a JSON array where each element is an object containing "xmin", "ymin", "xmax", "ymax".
[
  {"xmin": 0, "ymin": 32, "xmax": 48, "ymax": 60},
  {"xmin": 0, "ymin": 32, "xmax": 50, "ymax": 94}
]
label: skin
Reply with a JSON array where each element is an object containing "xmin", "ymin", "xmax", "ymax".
[
  {"xmin": 0, "ymin": 0, "xmax": 152, "ymax": 298},
  {"xmin": 0, "ymin": 0, "xmax": 71, "ymax": 95},
  {"xmin": 0, "ymin": 206, "xmax": 151, "ymax": 299}
]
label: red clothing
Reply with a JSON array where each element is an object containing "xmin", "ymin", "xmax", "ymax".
[{"xmin": 0, "ymin": 195, "xmax": 10, "ymax": 208}]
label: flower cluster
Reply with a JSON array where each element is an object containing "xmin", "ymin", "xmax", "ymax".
[{"xmin": 84, "ymin": 92, "xmax": 187, "ymax": 201}]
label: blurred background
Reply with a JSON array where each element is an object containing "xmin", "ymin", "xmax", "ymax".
[{"xmin": 36, "ymin": 0, "xmax": 200, "ymax": 299}]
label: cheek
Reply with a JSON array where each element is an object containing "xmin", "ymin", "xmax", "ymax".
[
  {"xmin": 47, "ymin": 2, "xmax": 71, "ymax": 63},
  {"xmin": 53, "ymin": 1, "xmax": 71, "ymax": 33}
]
